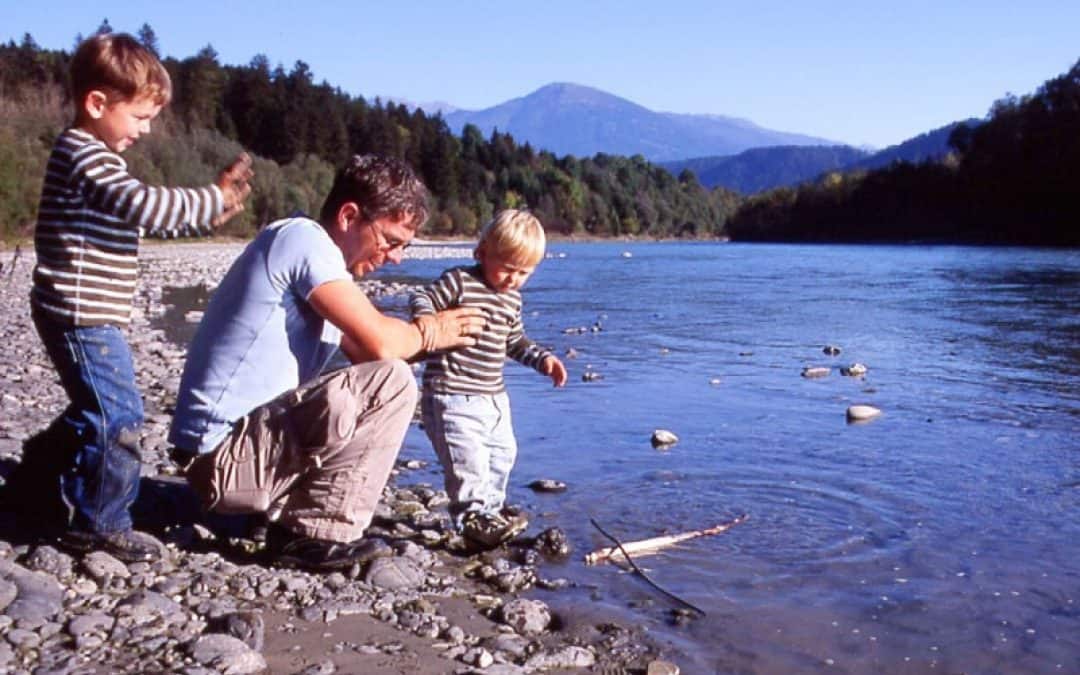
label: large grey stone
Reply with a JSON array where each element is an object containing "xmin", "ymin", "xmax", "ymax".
[
  {"xmin": 0, "ymin": 557, "xmax": 64, "ymax": 623},
  {"xmin": 363, "ymin": 556, "xmax": 424, "ymax": 590},
  {"xmin": 499, "ymin": 598, "xmax": 551, "ymax": 636},
  {"xmin": 188, "ymin": 633, "xmax": 267, "ymax": 674},
  {"xmin": 525, "ymin": 645, "xmax": 596, "ymax": 670}
]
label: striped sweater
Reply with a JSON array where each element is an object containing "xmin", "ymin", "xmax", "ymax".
[
  {"xmin": 410, "ymin": 265, "xmax": 553, "ymax": 395},
  {"xmin": 31, "ymin": 127, "xmax": 225, "ymax": 326}
]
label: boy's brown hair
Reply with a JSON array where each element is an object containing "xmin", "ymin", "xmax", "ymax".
[{"xmin": 70, "ymin": 33, "xmax": 172, "ymax": 107}]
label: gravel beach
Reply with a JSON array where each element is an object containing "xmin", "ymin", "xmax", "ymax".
[{"xmin": 0, "ymin": 242, "xmax": 678, "ymax": 675}]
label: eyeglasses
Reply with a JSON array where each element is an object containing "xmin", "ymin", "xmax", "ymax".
[{"xmin": 370, "ymin": 221, "xmax": 411, "ymax": 254}]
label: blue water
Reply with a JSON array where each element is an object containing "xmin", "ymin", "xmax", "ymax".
[{"xmin": 380, "ymin": 242, "xmax": 1080, "ymax": 674}]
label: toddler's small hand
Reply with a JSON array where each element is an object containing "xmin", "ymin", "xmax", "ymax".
[{"xmin": 543, "ymin": 356, "xmax": 568, "ymax": 387}]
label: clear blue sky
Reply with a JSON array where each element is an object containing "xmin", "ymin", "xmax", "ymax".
[{"xmin": 4, "ymin": 1, "xmax": 1077, "ymax": 148}]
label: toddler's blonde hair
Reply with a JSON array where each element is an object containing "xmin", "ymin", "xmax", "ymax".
[{"xmin": 476, "ymin": 209, "xmax": 546, "ymax": 265}]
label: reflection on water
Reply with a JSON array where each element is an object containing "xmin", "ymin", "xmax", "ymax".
[{"xmin": 163, "ymin": 243, "xmax": 1080, "ymax": 673}]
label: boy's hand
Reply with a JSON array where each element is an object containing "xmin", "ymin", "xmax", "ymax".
[
  {"xmin": 541, "ymin": 355, "xmax": 568, "ymax": 387},
  {"xmin": 213, "ymin": 153, "xmax": 254, "ymax": 226}
]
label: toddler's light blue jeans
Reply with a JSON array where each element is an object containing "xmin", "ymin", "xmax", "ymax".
[{"xmin": 421, "ymin": 390, "xmax": 517, "ymax": 526}]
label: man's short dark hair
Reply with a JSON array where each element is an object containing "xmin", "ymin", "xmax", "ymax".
[{"xmin": 319, "ymin": 155, "xmax": 429, "ymax": 229}]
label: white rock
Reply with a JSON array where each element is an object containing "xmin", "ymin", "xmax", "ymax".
[
  {"xmin": 840, "ymin": 363, "xmax": 868, "ymax": 376},
  {"xmin": 846, "ymin": 405, "xmax": 882, "ymax": 422},
  {"xmin": 651, "ymin": 429, "xmax": 679, "ymax": 448}
]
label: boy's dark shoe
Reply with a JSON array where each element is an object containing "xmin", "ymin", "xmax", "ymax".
[
  {"xmin": 461, "ymin": 511, "xmax": 529, "ymax": 550},
  {"xmin": 57, "ymin": 528, "xmax": 163, "ymax": 563},
  {"xmin": 265, "ymin": 523, "xmax": 392, "ymax": 572}
]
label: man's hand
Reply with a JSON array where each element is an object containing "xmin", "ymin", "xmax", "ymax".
[
  {"xmin": 541, "ymin": 355, "xmax": 568, "ymax": 387},
  {"xmin": 413, "ymin": 308, "xmax": 486, "ymax": 352},
  {"xmin": 213, "ymin": 153, "xmax": 254, "ymax": 226}
]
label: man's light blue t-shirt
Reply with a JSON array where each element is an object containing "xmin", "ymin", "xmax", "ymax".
[{"xmin": 169, "ymin": 217, "xmax": 351, "ymax": 454}]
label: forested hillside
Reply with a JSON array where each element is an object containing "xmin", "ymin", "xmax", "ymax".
[
  {"xmin": 727, "ymin": 59, "xmax": 1080, "ymax": 246},
  {"xmin": 662, "ymin": 145, "xmax": 869, "ymax": 193},
  {"xmin": 0, "ymin": 28, "xmax": 740, "ymax": 241}
]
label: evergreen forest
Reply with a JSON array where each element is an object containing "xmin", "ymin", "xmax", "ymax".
[
  {"xmin": 0, "ymin": 26, "xmax": 738, "ymax": 242},
  {"xmin": 727, "ymin": 59, "xmax": 1080, "ymax": 246}
]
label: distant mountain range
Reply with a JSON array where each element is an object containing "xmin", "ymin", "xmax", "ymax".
[
  {"xmin": 398, "ymin": 82, "xmax": 980, "ymax": 195},
  {"xmin": 434, "ymin": 82, "xmax": 839, "ymax": 162},
  {"xmin": 660, "ymin": 120, "xmax": 979, "ymax": 194}
]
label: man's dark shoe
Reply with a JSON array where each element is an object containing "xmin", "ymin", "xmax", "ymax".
[
  {"xmin": 57, "ymin": 528, "xmax": 163, "ymax": 563},
  {"xmin": 265, "ymin": 523, "xmax": 392, "ymax": 572}
]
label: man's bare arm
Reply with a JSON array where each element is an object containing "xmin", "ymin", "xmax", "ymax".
[{"xmin": 309, "ymin": 279, "xmax": 485, "ymax": 363}]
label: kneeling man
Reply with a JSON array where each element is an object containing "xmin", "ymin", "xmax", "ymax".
[{"xmin": 169, "ymin": 155, "xmax": 483, "ymax": 571}]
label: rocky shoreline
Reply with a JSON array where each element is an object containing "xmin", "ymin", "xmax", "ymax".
[{"xmin": 0, "ymin": 243, "xmax": 680, "ymax": 674}]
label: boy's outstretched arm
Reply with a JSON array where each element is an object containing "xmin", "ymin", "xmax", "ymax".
[
  {"xmin": 72, "ymin": 143, "xmax": 244, "ymax": 237},
  {"xmin": 541, "ymin": 355, "xmax": 568, "ymax": 387}
]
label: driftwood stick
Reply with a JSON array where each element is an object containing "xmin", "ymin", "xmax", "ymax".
[
  {"xmin": 589, "ymin": 518, "xmax": 707, "ymax": 616},
  {"xmin": 585, "ymin": 514, "xmax": 748, "ymax": 565}
]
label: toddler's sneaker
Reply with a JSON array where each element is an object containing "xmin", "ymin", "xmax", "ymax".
[{"xmin": 461, "ymin": 511, "xmax": 529, "ymax": 549}]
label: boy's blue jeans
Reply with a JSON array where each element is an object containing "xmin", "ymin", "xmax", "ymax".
[
  {"xmin": 32, "ymin": 310, "xmax": 144, "ymax": 534},
  {"xmin": 420, "ymin": 390, "xmax": 517, "ymax": 526}
]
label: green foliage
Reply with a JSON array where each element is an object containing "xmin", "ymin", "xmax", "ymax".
[
  {"xmin": 728, "ymin": 59, "xmax": 1080, "ymax": 246},
  {"xmin": 0, "ymin": 33, "xmax": 737, "ymax": 241}
]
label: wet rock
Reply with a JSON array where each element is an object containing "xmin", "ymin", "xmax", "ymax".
[
  {"xmin": 67, "ymin": 612, "xmax": 115, "ymax": 637},
  {"xmin": 527, "ymin": 479, "xmax": 567, "ymax": 493},
  {"xmin": 525, "ymin": 645, "xmax": 596, "ymax": 669},
  {"xmin": 533, "ymin": 527, "xmax": 570, "ymax": 558},
  {"xmin": 846, "ymin": 404, "xmax": 882, "ymax": 422},
  {"xmin": 484, "ymin": 632, "xmax": 531, "ymax": 658},
  {"xmin": 0, "ymin": 557, "xmax": 64, "ymax": 623},
  {"xmin": 651, "ymin": 429, "xmax": 679, "ymax": 448},
  {"xmin": 210, "ymin": 610, "xmax": 265, "ymax": 652},
  {"xmin": 648, "ymin": 659, "xmax": 681, "ymax": 674},
  {"xmin": 840, "ymin": 362, "xmax": 868, "ymax": 376},
  {"xmin": 0, "ymin": 578, "xmax": 16, "ymax": 613},
  {"xmin": 463, "ymin": 646, "xmax": 494, "ymax": 667},
  {"xmin": 363, "ymin": 556, "xmax": 424, "ymax": 591},
  {"xmin": 188, "ymin": 633, "xmax": 267, "ymax": 674},
  {"xmin": 81, "ymin": 550, "xmax": 131, "ymax": 581},
  {"xmin": 23, "ymin": 545, "xmax": 75, "ymax": 580},
  {"xmin": 499, "ymin": 598, "xmax": 551, "ymax": 635}
]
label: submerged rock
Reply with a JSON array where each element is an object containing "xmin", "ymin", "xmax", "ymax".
[
  {"xmin": 840, "ymin": 363, "xmax": 868, "ymax": 377},
  {"xmin": 527, "ymin": 479, "xmax": 567, "ymax": 493},
  {"xmin": 651, "ymin": 429, "xmax": 679, "ymax": 448}
]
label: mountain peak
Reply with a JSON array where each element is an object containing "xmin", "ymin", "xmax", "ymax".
[{"xmin": 443, "ymin": 83, "xmax": 839, "ymax": 161}]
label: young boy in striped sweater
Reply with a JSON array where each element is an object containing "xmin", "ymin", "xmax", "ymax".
[
  {"xmin": 411, "ymin": 210, "xmax": 567, "ymax": 549},
  {"xmin": 14, "ymin": 32, "xmax": 252, "ymax": 561}
]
